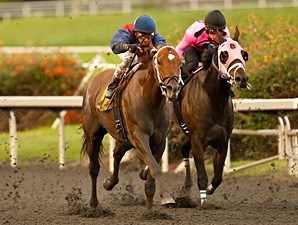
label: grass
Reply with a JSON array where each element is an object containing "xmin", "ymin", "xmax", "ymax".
[
  {"xmin": 0, "ymin": 124, "xmax": 110, "ymax": 165},
  {"xmin": 226, "ymin": 159, "xmax": 288, "ymax": 177},
  {"xmin": 0, "ymin": 8, "xmax": 296, "ymax": 47}
]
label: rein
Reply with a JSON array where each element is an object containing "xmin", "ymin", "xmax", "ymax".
[{"xmin": 153, "ymin": 46, "xmax": 183, "ymax": 96}]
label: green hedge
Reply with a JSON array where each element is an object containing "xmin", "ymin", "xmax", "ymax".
[{"xmin": 0, "ymin": 53, "xmax": 86, "ymax": 96}]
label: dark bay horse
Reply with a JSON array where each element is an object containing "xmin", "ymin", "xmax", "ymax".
[
  {"xmin": 174, "ymin": 27, "xmax": 251, "ymax": 206},
  {"xmin": 82, "ymin": 46, "xmax": 182, "ymax": 210}
]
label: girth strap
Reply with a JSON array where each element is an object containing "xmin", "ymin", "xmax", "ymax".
[{"xmin": 111, "ymin": 64, "xmax": 141, "ymax": 149}]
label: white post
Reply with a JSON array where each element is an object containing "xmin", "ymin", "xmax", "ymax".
[
  {"xmin": 109, "ymin": 135, "xmax": 115, "ymax": 172},
  {"xmin": 224, "ymin": 0, "xmax": 233, "ymax": 9},
  {"xmin": 278, "ymin": 116, "xmax": 286, "ymax": 159},
  {"xmin": 258, "ymin": 0, "xmax": 266, "ymax": 8},
  {"xmin": 224, "ymin": 139, "xmax": 231, "ymax": 172},
  {"xmin": 284, "ymin": 116, "xmax": 298, "ymax": 176},
  {"xmin": 161, "ymin": 138, "xmax": 169, "ymax": 172},
  {"xmin": 190, "ymin": 0, "xmax": 199, "ymax": 10},
  {"xmin": 55, "ymin": 1, "xmax": 65, "ymax": 17},
  {"xmin": 89, "ymin": 1, "xmax": 98, "ymax": 15},
  {"xmin": 9, "ymin": 111, "xmax": 17, "ymax": 167},
  {"xmin": 22, "ymin": 3, "xmax": 31, "ymax": 17},
  {"xmin": 122, "ymin": 0, "xmax": 131, "ymax": 13},
  {"xmin": 58, "ymin": 111, "xmax": 66, "ymax": 168}
]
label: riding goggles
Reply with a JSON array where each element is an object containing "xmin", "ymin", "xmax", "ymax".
[
  {"xmin": 206, "ymin": 27, "xmax": 226, "ymax": 36},
  {"xmin": 136, "ymin": 32, "xmax": 154, "ymax": 40}
]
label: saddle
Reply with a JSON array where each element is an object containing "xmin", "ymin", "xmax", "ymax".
[{"xmin": 97, "ymin": 63, "xmax": 141, "ymax": 112}]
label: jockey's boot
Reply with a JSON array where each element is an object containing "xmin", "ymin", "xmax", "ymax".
[{"xmin": 105, "ymin": 77, "xmax": 120, "ymax": 99}]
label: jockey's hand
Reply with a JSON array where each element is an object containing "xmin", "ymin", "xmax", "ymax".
[
  {"xmin": 208, "ymin": 43, "xmax": 217, "ymax": 49},
  {"xmin": 128, "ymin": 44, "xmax": 141, "ymax": 53},
  {"xmin": 150, "ymin": 48, "xmax": 158, "ymax": 57}
]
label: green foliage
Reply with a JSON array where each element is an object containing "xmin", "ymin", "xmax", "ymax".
[{"xmin": 0, "ymin": 53, "xmax": 86, "ymax": 96}]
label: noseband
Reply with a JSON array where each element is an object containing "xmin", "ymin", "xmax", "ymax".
[{"xmin": 153, "ymin": 46, "xmax": 183, "ymax": 96}]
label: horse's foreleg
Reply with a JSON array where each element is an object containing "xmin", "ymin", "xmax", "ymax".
[
  {"xmin": 136, "ymin": 138, "xmax": 175, "ymax": 208},
  {"xmin": 181, "ymin": 140, "xmax": 192, "ymax": 191},
  {"xmin": 103, "ymin": 143, "xmax": 128, "ymax": 190},
  {"xmin": 192, "ymin": 141, "xmax": 208, "ymax": 206},
  {"xmin": 207, "ymin": 143, "xmax": 228, "ymax": 195},
  {"xmin": 144, "ymin": 174, "xmax": 155, "ymax": 210}
]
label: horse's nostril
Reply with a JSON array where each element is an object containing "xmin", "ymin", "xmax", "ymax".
[{"xmin": 235, "ymin": 77, "xmax": 241, "ymax": 83}]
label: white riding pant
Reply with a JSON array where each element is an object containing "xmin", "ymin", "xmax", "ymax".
[{"xmin": 113, "ymin": 51, "xmax": 138, "ymax": 79}]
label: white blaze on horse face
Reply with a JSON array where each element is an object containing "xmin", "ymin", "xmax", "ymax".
[{"xmin": 168, "ymin": 53, "xmax": 175, "ymax": 61}]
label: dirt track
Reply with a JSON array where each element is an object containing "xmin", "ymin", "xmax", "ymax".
[{"xmin": 1, "ymin": 159, "xmax": 298, "ymax": 225}]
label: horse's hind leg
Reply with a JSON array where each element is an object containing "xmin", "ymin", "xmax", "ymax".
[
  {"xmin": 103, "ymin": 142, "xmax": 129, "ymax": 190},
  {"xmin": 85, "ymin": 128, "xmax": 106, "ymax": 208},
  {"xmin": 191, "ymin": 140, "xmax": 209, "ymax": 206},
  {"xmin": 207, "ymin": 142, "xmax": 228, "ymax": 195}
]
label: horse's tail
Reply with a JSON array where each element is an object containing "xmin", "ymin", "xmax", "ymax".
[
  {"xmin": 80, "ymin": 125, "xmax": 104, "ymax": 163},
  {"xmin": 80, "ymin": 125, "xmax": 88, "ymax": 157}
]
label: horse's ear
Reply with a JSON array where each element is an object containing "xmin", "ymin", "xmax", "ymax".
[
  {"xmin": 217, "ymin": 30, "xmax": 226, "ymax": 44},
  {"xmin": 233, "ymin": 26, "xmax": 240, "ymax": 42}
]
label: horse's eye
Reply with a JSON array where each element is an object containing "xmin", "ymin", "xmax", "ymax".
[
  {"xmin": 157, "ymin": 60, "xmax": 162, "ymax": 65},
  {"xmin": 241, "ymin": 50, "xmax": 249, "ymax": 61},
  {"xmin": 220, "ymin": 51, "xmax": 229, "ymax": 64}
]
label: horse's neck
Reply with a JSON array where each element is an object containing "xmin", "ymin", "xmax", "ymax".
[
  {"xmin": 204, "ymin": 68, "xmax": 231, "ymax": 108},
  {"xmin": 134, "ymin": 65, "xmax": 165, "ymax": 106}
]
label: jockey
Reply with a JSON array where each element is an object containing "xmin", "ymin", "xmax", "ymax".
[
  {"xmin": 105, "ymin": 15, "xmax": 166, "ymax": 99},
  {"xmin": 176, "ymin": 10, "xmax": 230, "ymax": 80}
]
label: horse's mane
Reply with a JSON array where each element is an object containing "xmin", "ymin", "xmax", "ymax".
[
  {"xmin": 201, "ymin": 48, "xmax": 217, "ymax": 70},
  {"xmin": 137, "ymin": 51, "xmax": 155, "ymax": 70}
]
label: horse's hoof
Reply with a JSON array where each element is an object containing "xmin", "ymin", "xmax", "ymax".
[
  {"xmin": 161, "ymin": 197, "xmax": 176, "ymax": 206},
  {"xmin": 200, "ymin": 198, "xmax": 208, "ymax": 208},
  {"xmin": 89, "ymin": 199, "xmax": 99, "ymax": 208},
  {"xmin": 103, "ymin": 178, "xmax": 114, "ymax": 190},
  {"xmin": 206, "ymin": 184, "xmax": 215, "ymax": 195}
]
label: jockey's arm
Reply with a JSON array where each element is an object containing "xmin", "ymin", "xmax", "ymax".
[
  {"xmin": 110, "ymin": 29, "xmax": 131, "ymax": 54},
  {"xmin": 152, "ymin": 32, "xmax": 166, "ymax": 48}
]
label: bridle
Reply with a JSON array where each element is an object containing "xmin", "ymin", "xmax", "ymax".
[
  {"xmin": 153, "ymin": 46, "xmax": 184, "ymax": 96},
  {"xmin": 212, "ymin": 38, "xmax": 252, "ymax": 90}
]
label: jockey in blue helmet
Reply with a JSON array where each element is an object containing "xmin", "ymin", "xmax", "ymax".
[{"xmin": 103, "ymin": 15, "xmax": 166, "ymax": 100}]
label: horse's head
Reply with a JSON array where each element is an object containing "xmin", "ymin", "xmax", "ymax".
[
  {"xmin": 152, "ymin": 46, "xmax": 183, "ymax": 101},
  {"xmin": 216, "ymin": 27, "xmax": 252, "ymax": 90}
]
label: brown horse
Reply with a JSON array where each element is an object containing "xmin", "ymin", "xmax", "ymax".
[
  {"xmin": 81, "ymin": 46, "xmax": 182, "ymax": 210},
  {"xmin": 174, "ymin": 27, "xmax": 251, "ymax": 206}
]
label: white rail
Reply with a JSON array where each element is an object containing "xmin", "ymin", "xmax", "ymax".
[{"xmin": 1, "ymin": 97, "xmax": 298, "ymax": 175}]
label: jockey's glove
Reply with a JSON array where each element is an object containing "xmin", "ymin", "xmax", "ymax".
[{"xmin": 128, "ymin": 44, "xmax": 138, "ymax": 53}]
